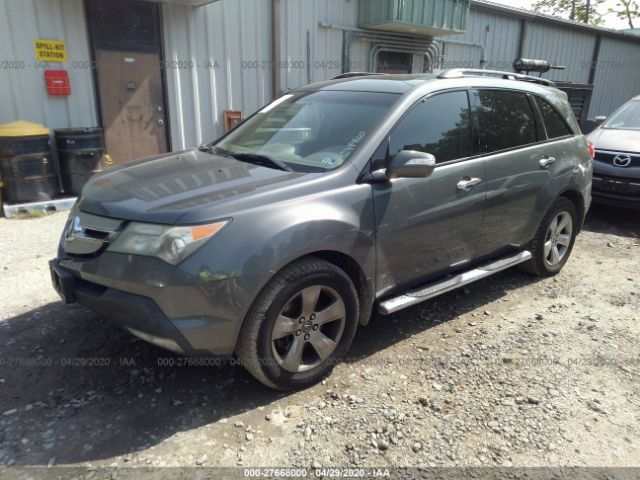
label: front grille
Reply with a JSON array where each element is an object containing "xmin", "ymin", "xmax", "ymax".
[
  {"xmin": 63, "ymin": 211, "xmax": 123, "ymax": 257},
  {"xmin": 593, "ymin": 149, "xmax": 640, "ymax": 168}
]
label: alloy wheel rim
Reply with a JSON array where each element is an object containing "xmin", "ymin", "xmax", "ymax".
[
  {"xmin": 271, "ymin": 285, "xmax": 346, "ymax": 373},
  {"xmin": 544, "ymin": 211, "xmax": 573, "ymax": 268}
]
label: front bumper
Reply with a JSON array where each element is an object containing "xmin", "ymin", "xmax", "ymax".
[
  {"xmin": 50, "ymin": 259, "xmax": 189, "ymax": 353},
  {"xmin": 592, "ymin": 158, "xmax": 640, "ymax": 209},
  {"xmin": 49, "ymin": 252, "xmax": 266, "ymax": 356},
  {"xmin": 591, "ymin": 190, "xmax": 640, "ymax": 209}
]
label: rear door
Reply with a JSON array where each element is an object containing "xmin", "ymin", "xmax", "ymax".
[
  {"xmin": 372, "ymin": 90, "xmax": 486, "ymax": 294},
  {"xmin": 473, "ymin": 89, "xmax": 558, "ymax": 256}
]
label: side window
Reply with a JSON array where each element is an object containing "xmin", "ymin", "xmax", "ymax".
[
  {"xmin": 534, "ymin": 96, "xmax": 573, "ymax": 139},
  {"xmin": 388, "ymin": 91, "xmax": 471, "ymax": 164},
  {"xmin": 477, "ymin": 90, "xmax": 537, "ymax": 153}
]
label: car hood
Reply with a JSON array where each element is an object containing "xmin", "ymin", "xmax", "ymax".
[
  {"xmin": 587, "ymin": 127, "xmax": 640, "ymax": 152},
  {"xmin": 77, "ymin": 149, "xmax": 309, "ymax": 224}
]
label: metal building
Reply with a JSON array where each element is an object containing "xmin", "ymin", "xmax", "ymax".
[{"xmin": 1, "ymin": 0, "xmax": 639, "ymax": 164}]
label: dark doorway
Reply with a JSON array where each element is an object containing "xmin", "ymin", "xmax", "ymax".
[
  {"xmin": 375, "ymin": 51, "xmax": 413, "ymax": 74},
  {"xmin": 85, "ymin": 0, "xmax": 169, "ymax": 164}
]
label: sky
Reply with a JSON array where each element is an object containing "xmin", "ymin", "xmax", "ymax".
[{"xmin": 488, "ymin": 0, "xmax": 636, "ymax": 30}]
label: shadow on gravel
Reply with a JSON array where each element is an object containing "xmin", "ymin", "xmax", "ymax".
[
  {"xmin": 0, "ymin": 266, "xmax": 541, "ymax": 466},
  {"xmin": 348, "ymin": 268, "xmax": 540, "ymax": 362},
  {"xmin": 0, "ymin": 302, "xmax": 285, "ymax": 466},
  {"xmin": 583, "ymin": 203, "xmax": 640, "ymax": 238}
]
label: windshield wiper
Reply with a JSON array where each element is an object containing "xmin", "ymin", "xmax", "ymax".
[{"xmin": 229, "ymin": 153, "xmax": 293, "ymax": 172}]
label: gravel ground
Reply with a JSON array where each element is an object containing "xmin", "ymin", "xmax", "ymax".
[{"xmin": 0, "ymin": 205, "xmax": 639, "ymax": 470}]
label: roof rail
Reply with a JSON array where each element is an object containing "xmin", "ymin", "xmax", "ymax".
[
  {"xmin": 437, "ymin": 68, "xmax": 556, "ymax": 87},
  {"xmin": 332, "ymin": 72, "xmax": 388, "ymax": 79}
]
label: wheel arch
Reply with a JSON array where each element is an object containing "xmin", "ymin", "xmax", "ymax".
[
  {"xmin": 558, "ymin": 188, "xmax": 586, "ymax": 232},
  {"xmin": 307, "ymin": 250, "xmax": 374, "ymax": 326}
]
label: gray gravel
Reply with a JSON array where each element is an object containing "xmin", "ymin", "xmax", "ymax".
[{"xmin": 0, "ymin": 205, "xmax": 639, "ymax": 468}]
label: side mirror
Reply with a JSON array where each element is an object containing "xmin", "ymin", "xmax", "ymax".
[
  {"xmin": 594, "ymin": 115, "xmax": 607, "ymax": 124},
  {"xmin": 386, "ymin": 150, "xmax": 436, "ymax": 179}
]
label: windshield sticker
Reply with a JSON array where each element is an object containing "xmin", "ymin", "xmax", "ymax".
[
  {"xmin": 340, "ymin": 131, "xmax": 366, "ymax": 159},
  {"xmin": 322, "ymin": 156, "xmax": 337, "ymax": 166}
]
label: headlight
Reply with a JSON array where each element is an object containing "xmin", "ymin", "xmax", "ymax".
[{"xmin": 108, "ymin": 220, "xmax": 229, "ymax": 265}]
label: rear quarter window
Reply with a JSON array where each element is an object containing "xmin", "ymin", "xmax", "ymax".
[
  {"xmin": 477, "ymin": 90, "xmax": 537, "ymax": 153},
  {"xmin": 534, "ymin": 96, "xmax": 573, "ymax": 139}
]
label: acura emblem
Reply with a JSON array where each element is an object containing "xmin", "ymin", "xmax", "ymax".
[{"xmin": 613, "ymin": 154, "xmax": 632, "ymax": 167}]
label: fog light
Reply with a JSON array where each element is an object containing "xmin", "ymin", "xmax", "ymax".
[{"xmin": 171, "ymin": 237, "xmax": 187, "ymax": 258}]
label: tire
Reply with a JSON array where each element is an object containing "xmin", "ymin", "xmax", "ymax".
[
  {"xmin": 519, "ymin": 197, "xmax": 578, "ymax": 277},
  {"xmin": 236, "ymin": 257, "xmax": 359, "ymax": 390}
]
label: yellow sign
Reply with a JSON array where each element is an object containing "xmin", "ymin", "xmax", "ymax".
[{"xmin": 34, "ymin": 39, "xmax": 67, "ymax": 62}]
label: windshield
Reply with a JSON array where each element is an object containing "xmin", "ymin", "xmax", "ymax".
[
  {"xmin": 603, "ymin": 100, "xmax": 640, "ymax": 130},
  {"xmin": 213, "ymin": 90, "xmax": 399, "ymax": 172}
]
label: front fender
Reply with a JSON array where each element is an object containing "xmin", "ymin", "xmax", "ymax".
[{"xmin": 179, "ymin": 182, "xmax": 376, "ymax": 307}]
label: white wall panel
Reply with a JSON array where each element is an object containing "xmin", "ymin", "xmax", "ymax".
[
  {"xmin": 162, "ymin": 0, "xmax": 272, "ymax": 149},
  {"xmin": 437, "ymin": 10, "xmax": 521, "ymax": 70},
  {"xmin": 280, "ymin": 0, "xmax": 359, "ymax": 90},
  {"xmin": 523, "ymin": 21, "xmax": 595, "ymax": 83},
  {"xmin": 0, "ymin": 0, "xmax": 96, "ymax": 129},
  {"xmin": 590, "ymin": 37, "xmax": 640, "ymax": 116}
]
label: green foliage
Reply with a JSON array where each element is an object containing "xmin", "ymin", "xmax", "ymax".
[
  {"xmin": 531, "ymin": 0, "xmax": 639, "ymax": 26},
  {"xmin": 533, "ymin": 0, "xmax": 604, "ymax": 24},
  {"xmin": 606, "ymin": 0, "xmax": 639, "ymax": 29}
]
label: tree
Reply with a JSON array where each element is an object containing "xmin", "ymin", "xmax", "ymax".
[
  {"xmin": 533, "ymin": 0, "xmax": 606, "ymax": 25},
  {"xmin": 607, "ymin": 0, "xmax": 639, "ymax": 29},
  {"xmin": 534, "ymin": 0, "xmax": 640, "ymax": 28}
]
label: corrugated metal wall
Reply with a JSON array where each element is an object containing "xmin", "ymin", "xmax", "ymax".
[
  {"xmin": 162, "ymin": 0, "xmax": 272, "ymax": 150},
  {"xmin": 437, "ymin": 9, "xmax": 521, "ymax": 70},
  {"xmin": 590, "ymin": 37, "xmax": 640, "ymax": 116},
  {"xmin": 0, "ymin": 0, "xmax": 96, "ymax": 129},
  {"xmin": 437, "ymin": 8, "xmax": 597, "ymax": 82},
  {"xmin": 2, "ymin": 0, "xmax": 639, "ymax": 146},
  {"xmin": 279, "ymin": 0, "xmax": 359, "ymax": 90},
  {"xmin": 435, "ymin": 5, "xmax": 640, "ymax": 117},
  {"xmin": 522, "ymin": 22, "xmax": 595, "ymax": 83}
]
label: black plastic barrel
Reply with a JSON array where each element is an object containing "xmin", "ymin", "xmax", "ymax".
[
  {"xmin": 0, "ymin": 135, "xmax": 58, "ymax": 204},
  {"xmin": 55, "ymin": 128, "xmax": 105, "ymax": 196}
]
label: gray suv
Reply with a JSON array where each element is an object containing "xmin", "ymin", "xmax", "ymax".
[{"xmin": 50, "ymin": 70, "xmax": 592, "ymax": 389}]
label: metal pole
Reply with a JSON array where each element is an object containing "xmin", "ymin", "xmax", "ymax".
[{"xmin": 272, "ymin": 0, "xmax": 282, "ymax": 97}]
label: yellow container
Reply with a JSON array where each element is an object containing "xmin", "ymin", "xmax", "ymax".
[{"xmin": 0, "ymin": 120, "xmax": 50, "ymax": 137}]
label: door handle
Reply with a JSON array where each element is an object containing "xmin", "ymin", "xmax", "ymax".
[
  {"xmin": 539, "ymin": 156, "xmax": 556, "ymax": 168},
  {"xmin": 457, "ymin": 177, "xmax": 482, "ymax": 191}
]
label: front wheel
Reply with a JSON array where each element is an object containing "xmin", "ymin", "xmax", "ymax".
[
  {"xmin": 236, "ymin": 258, "xmax": 359, "ymax": 390},
  {"xmin": 520, "ymin": 197, "xmax": 578, "ymax": 277}
]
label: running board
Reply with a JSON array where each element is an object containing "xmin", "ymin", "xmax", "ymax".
[{"xmin": 378, "ymin": 251, "xmax": 532, "ymax": 315}]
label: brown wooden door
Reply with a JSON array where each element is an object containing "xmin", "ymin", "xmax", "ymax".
[{"xmin": 95, "ymin": 50, "xmax": 167, "ymax": 164}]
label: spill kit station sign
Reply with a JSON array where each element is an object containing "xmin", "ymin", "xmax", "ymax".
[{"xmin": 34, "ymin": 39, "xmax": 67, "ymax": 62}]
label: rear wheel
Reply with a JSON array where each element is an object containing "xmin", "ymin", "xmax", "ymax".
[
  {"xmin": 520, "ymin": 197, "xmax": 578, "ymax": 277},
  {"xmin": 236, "ymin": 258, "xmax": 359, "ymax": 390}
]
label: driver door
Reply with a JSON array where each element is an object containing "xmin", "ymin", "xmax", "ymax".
[{"xmin": 372, "ymin": 90, "xmax": 486, "ymax": 295}]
